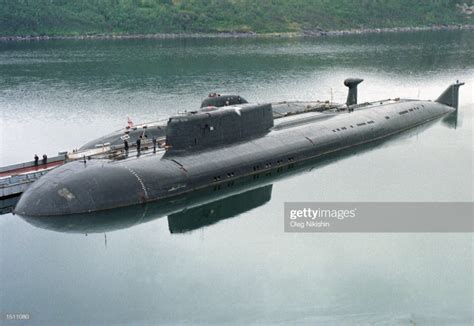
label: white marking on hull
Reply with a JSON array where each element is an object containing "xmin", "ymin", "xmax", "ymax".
[{"xmin": 124, "ymin": 166, "xmax": 149, "ymax": 199}]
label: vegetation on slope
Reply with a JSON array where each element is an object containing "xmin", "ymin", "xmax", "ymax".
[{"xmin": 0, "ymin": 0, "xmax": 471, "ymax": 36}]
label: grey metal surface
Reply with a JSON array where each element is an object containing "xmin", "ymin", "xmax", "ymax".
[
  {"xmin": 166, "ymin": 103, "xmax": 273, "ymax": 151},
  {"xmin": 15, "ymin": 82, "xmax": 462, "ymax": 216}
]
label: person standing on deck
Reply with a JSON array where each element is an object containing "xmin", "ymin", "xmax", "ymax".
[
  {"xmin": 34, "ymin": 154, "xmax": 39, "ymax": 167},
  {"xmin": 124, "ymin": 139, "xmax": 129, "ymax": 152},
  {"xmin": 136, "ymin": 137, "xmax": 141, "ymax": 154},
  {"xmin": 42, "ymin": 154, "xmax": 47, "ymax": 165},
  {"xmin": 152, "ymin": 136, "xmax": 157, "ymax": 153},
  {"xmin": 144, "ymin": 134, "xmax": 149, "ymax": 150}
]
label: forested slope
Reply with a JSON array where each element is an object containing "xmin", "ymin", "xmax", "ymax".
[{"xmin": 0, "ymin": 0, "xmax": 471, "ymax": 36}]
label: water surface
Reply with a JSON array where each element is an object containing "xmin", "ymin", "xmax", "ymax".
[{"xmin": 0, "ymin": 30, "xmax": 473, "ymax": 325}]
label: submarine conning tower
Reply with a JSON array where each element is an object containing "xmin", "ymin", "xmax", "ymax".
[
  {"xmin": 200, "ymin": 94, "xmax": 248, "ymax": 108},
  {"xmin": 344, "ymin": 78, "xmax": 364, "ymax": 106},
  {"xmin": 166, "ymin": 103, "xmax": 273, "ymax": 151}
]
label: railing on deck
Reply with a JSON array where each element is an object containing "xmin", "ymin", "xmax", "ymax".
[{"xmin": 0, "ymin": 154, "xmax": 66, "ymax": 174}]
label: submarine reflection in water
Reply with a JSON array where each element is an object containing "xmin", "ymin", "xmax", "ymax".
[
  {"xmin": 167, "ymin": 185, "xmax": 271, "ymax": 234},
  {"xmin": 20, "ymin": 184, "xmax": 272, "ymax": 235},
  {"xmin": 441, "ymin": 110, "xmax": 459, "ymax": 129},
  {"xmin": 18, "ymin": 118, "xmax": 450, "ymax": 235}
]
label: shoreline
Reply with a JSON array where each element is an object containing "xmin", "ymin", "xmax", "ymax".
[{"xmin": 0, "ymin": 24, "xmax": 472, "ymax": 42}]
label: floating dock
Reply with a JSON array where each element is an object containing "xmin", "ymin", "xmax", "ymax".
[
  {"xmin": 0, "ymin": 139, "xmax": 164, "ymax": 205},
  {"xmin": 0, "ymin": 156, "xmax": 66, "ymax": 199}
]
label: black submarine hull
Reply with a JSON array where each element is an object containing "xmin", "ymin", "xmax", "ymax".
[
  {"xmin": 15, "ymin": 81, "xmax": 462, "ymax": 216},
  {"xmin": 18, "ymin": 116, "xmax": 451, "ymax": 234}
]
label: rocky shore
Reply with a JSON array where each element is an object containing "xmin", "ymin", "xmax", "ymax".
[{"xmin": 1, "ymin": 24, "xmax": 472, "ymax": 42}]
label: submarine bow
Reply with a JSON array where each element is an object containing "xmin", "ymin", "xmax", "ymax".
[{"xmin": 14, "ymin": 160, "xmax": 148, "ymax": 216}]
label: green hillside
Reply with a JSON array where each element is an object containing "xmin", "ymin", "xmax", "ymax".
[{"xmin": 0, "ymin": 0, "xmax": 471, "ymax": 36}]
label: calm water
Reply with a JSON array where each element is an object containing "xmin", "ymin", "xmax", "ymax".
[{"xmin": 0, "ymin": 30, "xmax": 473, "ymax": 325}]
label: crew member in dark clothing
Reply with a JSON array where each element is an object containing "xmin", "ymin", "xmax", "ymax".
[
  {"xmin": 124, "ymin": 139, "xmax": 129, "ymax": 152},
  {"xmin": 136, "ymin": 137, "xmax": 141, "ymax": 153},
  {"xmin": 34, "ymin": 154, "xmax": 39, "ymax": 167},
  {"xmin": 144, "ymin": 134, "xmax": 148, "ymax": 150},
  {"xmin": 152, "ymin": 136, "xmax": 157, "ymax": 153},
  {"xmin": 42, "ymin": 154, "xmax": 47, "ymax": 165}
]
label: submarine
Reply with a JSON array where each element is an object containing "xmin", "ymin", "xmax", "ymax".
[
  {"xmin": 15, "ymin": 79, "xmax": 464, "ymax": 216},
  {"xmin": 17, "ymin": 118, "xmax": 452, "ymax": 234}
]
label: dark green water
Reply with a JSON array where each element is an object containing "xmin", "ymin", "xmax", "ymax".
[{"xmin": 0, "ymin": 30, "xmax": 473, "ymax": 324}]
